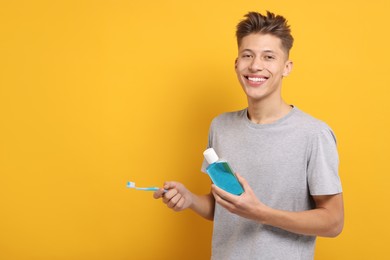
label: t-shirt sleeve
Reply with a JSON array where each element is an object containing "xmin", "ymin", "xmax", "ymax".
[{"xmin": 307, "ymin": 127, "xmax": 342, "ymax": 195}]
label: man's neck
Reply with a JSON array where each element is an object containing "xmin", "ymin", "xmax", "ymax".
[{"xmin": 247, "ymin": 98, "xmax": 292, "ymax": 125}]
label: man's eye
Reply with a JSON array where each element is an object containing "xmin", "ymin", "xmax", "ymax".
[
  {"xmin": 242, "ymin": 54, "xmax": 252, "ymax": 58},
  {"xmin": 264, "ymin": 55, "xmax": 275, "ymax": 60}
]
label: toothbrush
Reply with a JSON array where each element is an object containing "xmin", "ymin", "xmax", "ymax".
[{"xmin": 127, "ymin": 181, "xmax": 167, "ymax": 192}]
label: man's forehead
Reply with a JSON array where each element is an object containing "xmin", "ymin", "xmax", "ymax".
[
  {"xmin": 240, "ymin": 34, "xmax": 282, "ymax": 46},
  {"xmin": 238, "ymin": 34, "xmax": 287, "ymax": 55}
]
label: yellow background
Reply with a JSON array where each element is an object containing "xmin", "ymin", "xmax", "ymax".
[{"xmin": 1, "ymin": 0, "xmax": 389, "ymax": 259}]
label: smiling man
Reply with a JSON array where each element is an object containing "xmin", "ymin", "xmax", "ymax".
[{"xmin": 154, "ymin": 11, "xmax": 344, "ymax": 260}]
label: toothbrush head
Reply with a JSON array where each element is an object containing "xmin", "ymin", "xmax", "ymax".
[{"xmin": 127, "ymin": 181, "xmax": 136, "ymax": 188}]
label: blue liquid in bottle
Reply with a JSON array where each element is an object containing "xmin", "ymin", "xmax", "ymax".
[{"xmin": 204, "ymin": 148, "xmax": 244, "ymax": 195}]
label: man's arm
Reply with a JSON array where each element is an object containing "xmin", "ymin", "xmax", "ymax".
[
  {"xmin": 212, "ymin": 173, "xmax": 344, "ymax": 237},
  {"xmin": 261, "ymin": 193, "xmax": 344, "ymax": 237},
  {"xmin": 154, "ymin": 182, "xmax": 215, "ymax": 221}
]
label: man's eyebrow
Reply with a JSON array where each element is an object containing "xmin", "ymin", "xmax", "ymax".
[
  {"xmin": 240, "ymin": 49, "xmax": 255, "ymax": 53},
  {"xmin": 240, "ymin": 49, "xmax": 276, "ymax": 54}
]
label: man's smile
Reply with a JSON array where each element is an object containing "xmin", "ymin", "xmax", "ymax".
[{"xmin": 244, "ymin": 75, "xmax": 269, "ymax": 86}]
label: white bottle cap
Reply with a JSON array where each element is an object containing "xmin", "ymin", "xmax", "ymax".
[{"xmin": 203, "ymin": 148, "xmax": 219, "ymax": 164}]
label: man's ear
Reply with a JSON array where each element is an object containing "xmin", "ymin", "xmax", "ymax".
[
  {"xmin": 283, "ymin": 60, "xmax": 293, "ymax": 77},
  {"xmin": 235, "ymin": 58, "xmax": 238, "ymax": 69}
]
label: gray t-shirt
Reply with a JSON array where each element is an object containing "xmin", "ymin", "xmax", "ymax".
[{"xmin": 201, "ymin": 107, "xmax": 342, "ymax": 260}]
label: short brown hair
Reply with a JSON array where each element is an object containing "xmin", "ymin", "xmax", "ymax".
[{"xmin": 236, "ymin": 11, "xmax": 294, "ymax": 54}]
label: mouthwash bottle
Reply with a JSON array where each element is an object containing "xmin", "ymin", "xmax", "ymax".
[{"xmin": 203, "ymin": 148, "xmax": 244, "ymax": 195}]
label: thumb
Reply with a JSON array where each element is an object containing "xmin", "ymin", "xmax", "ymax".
[
  {"xmin": 235, "ymin": 173, "xmax": 249, "ymax": 190},
  {"xmin": 163, "ymin": 181, "xmax": 177, "ymax": 190}
]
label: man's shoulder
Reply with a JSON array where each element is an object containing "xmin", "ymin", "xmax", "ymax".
[
  {"xmin": 292, "ymin": 107, "xmax": 333, "ymax": 134},
  {"xmin": 211, "ymin": 108, "xmax": 246, "ymax": 124}
]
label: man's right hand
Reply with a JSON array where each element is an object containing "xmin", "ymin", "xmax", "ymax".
[{"xmin": 154, "ymin": 181, "xmax": 193, "ymax": 212}]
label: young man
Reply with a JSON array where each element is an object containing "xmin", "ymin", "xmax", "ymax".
[{"xmin": 154, "ymin": 11, "xmax": 344, "ymax": 259}]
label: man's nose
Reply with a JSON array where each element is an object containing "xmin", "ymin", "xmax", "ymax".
[{"xmin": 249, "ymin": 58, "xmax": 264, "ymax": 71}]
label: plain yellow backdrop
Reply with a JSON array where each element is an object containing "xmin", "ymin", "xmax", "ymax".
[{"xmin": 1, "ymin": 0, "xmax": 389, "ymax": 259}]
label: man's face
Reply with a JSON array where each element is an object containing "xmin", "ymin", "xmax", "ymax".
[{"xmin": 235, "ymin": 33, "xmax": 292, "ymax": 103}]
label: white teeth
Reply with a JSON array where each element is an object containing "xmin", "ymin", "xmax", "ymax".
[{"xmin": 248, "ymin": 77, "xmax": 266, "ymax": 82}]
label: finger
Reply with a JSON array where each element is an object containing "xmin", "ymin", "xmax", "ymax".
[
  {"xmin": 235, "ymin": 173, "xmax": 249, "ymax": 192},
  {"xmin": 211, "ymin": 184, "xmax": 236, "ymax": 202},
  {"xmin": 212, "ymin": 189, "xmax": 233, "ymax": 210},
  {"xmin": 162, "ymin": 188, "xmax": 178, "ymax": 203},
  {"xmin": 173, "ymin": 197, "xmax": 186, "ymax": 211},
  {"xmin": 211, "ymin": 189, "xmax": 220, "ymax": 203},
  {"xmin": 153, "ymin": 189, "xmax": 165, "ymax": 199},
  {"xmin": 163, "ymin": 181, "xmax": 176, "ymax": 190},
  {"xmin": 174, "ymin": 197, "xmax": 184, "ymax": 210},
  {"xmin": 168, "ymin": 193, "xmax": 182, "ymax": 209}
]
